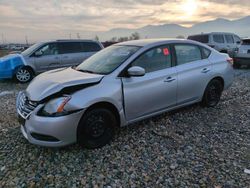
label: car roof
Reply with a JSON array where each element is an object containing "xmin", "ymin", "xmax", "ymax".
[
  {"xmin": 114, "ymin": 38, "xmax": 191, "ymax": 47},
  {"xmin": 38, "ymin": 39, "xmax": 99, "ymax": 44},
  {"xmin": 189, "ymin": 32, "xmax": 237, "ymax": 36}
]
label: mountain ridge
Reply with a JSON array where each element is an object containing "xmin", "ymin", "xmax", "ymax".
[{"xmin": 98, "ymin": 16, "xmax": 250, "ymax": 40}]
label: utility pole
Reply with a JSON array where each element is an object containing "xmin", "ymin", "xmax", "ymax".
[
  {"xmin": 1, "ymin": 33, "xmax": 4, "ymax": 44},
  {"xmin": 25, "ymin": 35, "xmax": 28, "ymax": 45},
  {"xmin": 76, "ymin": 33, "xmax": 80, "ymax": 39}
]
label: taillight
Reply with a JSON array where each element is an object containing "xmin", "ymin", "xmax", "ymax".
[{"xmin": 227, "ymin": 58, "xmax": 234, "ymax": 66}]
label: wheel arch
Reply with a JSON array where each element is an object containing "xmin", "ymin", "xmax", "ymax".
[
  {"xmin": 211, "ymin": 76, "xmax": 224, "ymax": 90},
  {"xmin": 82, "ymin": 101, "xmax": 121, "ymax": 128},
  {"xmin": 14, "ymin": 65, "xmax": 35, "ymax": 76}
]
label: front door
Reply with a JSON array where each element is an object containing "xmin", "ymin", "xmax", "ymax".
[
  {"xmin": 33, "ymin": 43, "xmax": 61, "ymax": 72},
  {"xmin": 122, "ymin": 45, "xmax": 177, "ymax": 121}
]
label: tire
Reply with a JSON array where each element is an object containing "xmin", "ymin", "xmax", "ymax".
[
  {"xmin": 15, "ymin": 67, "xmax": 33, "ymax": 83},
  {"xmin": 201, "ymin": 79, "xmax": 223, "ymax": 107},
  {"xmin": 77, "ymin": 108, "xmax": 117, "ymax": 149}
]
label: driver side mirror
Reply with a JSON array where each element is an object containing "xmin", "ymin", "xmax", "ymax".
[
  {"xmin": 127, "ymin": 66, "xmax": 145, "ymax": 77},
  {"xmin": 34, "ymin": 51, "xmax": 43, "ymax": 57},
  {"xmin": 236, "ymin": 41, "xmax": 241, "ymax": 45}
]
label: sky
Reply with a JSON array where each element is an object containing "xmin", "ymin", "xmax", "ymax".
[{"xmin": 0, "ymin": 0, "xmax": 249, "ymax": 43}]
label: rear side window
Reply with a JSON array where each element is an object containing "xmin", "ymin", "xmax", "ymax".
[
  {"xmin": 59, "ymin": 42, "xmax": 82, "ymax": 54},
  {"xmin": 82, "ymin": 42, "xmax": 102, "ymax": 52},
  {"xmin": 132, "ymin": 45, "xmax": 172, "ymax": 73},
  {"xmin": 213, "ymin": 35, "xmax": 224, "ymax": 43},
  {"xmin": 188, "ymin": 35, "xmax": 209, "ymax": 43},
  {"xmin": 225, "ymin": 35, "xmax": 234, "ymax": 43},
  {"xmin": 174, "ymin": 44, "xmax": 202, "ymax": 65}
]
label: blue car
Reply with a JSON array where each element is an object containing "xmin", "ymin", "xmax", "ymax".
[
  {"xmin": 0, "ymin": 40, "xmax": 103, "ymax": 83},
  {"xmin": 0, "ymin": 54, "xmax": 26, "ymax": 81}
]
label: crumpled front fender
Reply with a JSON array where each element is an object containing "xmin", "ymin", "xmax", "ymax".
[{"xmin": 0, "ymin": 54, "xmax": 25, "ymax": 79}]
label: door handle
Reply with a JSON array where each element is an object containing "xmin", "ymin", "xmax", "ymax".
[
  {"xmin": 54, "ymin": 57, "xmax": 59, "ymax": 60},
  {"xmin": 201, "ymin": 68, "xmax": 210, "ymax": 73},
  {"xmin": 164, "ymin": 77, "xmax": 176, "ymax": 82}
]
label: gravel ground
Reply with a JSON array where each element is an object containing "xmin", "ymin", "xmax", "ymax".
[{"xmin": 0, "ymin": 69, "xmax": 250, "ymax": 187}]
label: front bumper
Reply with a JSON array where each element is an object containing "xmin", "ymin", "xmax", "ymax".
[{"xmin": 17, "ymin": 95, "xmax": 85, "ymax": 147}]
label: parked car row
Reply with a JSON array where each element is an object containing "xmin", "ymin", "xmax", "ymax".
[
  {"xmin": 16, "ymin": 39, "xmax": 234, "ymax": 148},
  {"xmin": 0, "ymin": 40, "xmax": 103, "ymax": 83},
  {"xmin": 188, "ymin": 32, "xmax": 250, "ymax": 68},
  {"xmin": 188, "ymin": 32, "xmax": 241, "ymax": 53}
]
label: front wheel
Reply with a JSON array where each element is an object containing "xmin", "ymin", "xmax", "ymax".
[
  {"xmin": 201, "ymin": 79, "xmax": 223, "ymax": 107},
  {"xmin": 15, "ymin": 67, "xmax": 33, "ymax": 83},
  {"xmin": 77, "ymin": 108, "xmax": 117, "ymax": 149}
]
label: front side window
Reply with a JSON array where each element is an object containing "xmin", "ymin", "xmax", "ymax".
[
  {"xmin": 35, "ymin": 43, "xmax": 59, "ymax": 56},
  {"xmin": 76, "ymin": 45, "xmax": 140, "ymax": 74},
  {"xmin": 174, "ymin": 44, "xmax": 202, "ymax": 65},
  {"xmin": 225, "ymin": 35, "xmax": 234, "ymax": 43},
  {"xmin": 131, "ymin": 46, "xmax": 172, "ymax": 73},
  {"xmin": 213, "ymin": 35, "xmax": 225, "ymax": 43}
]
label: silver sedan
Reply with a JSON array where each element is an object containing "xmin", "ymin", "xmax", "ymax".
[{"xmin": 16, "ymin": 39, "xmax": 234, "ymax": 148}]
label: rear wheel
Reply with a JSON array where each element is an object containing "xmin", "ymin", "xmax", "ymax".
[
  {"xmin": 202, "ymin": 79, "xmax": 223, "ymax": 107},
  {"xmin": 15, "ymin": 67, "xmax": 33, "ymax": 83},
  {"xmin": 77, "ymin": 108, "xmax": 116, "ymax": 149}
]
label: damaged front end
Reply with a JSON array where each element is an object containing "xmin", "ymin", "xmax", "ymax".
[{"xmin": 0, "ymin": 54, "xmax": 25, "ymax": 79}]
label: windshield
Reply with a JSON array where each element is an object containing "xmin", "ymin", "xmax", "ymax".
[
  {"xmin": 21, "ymin": 42, "xmax": 43, "ymax": 56},
  {"xmin": 76, "ymin": 45, "xmax": 140, "ymax": 74}
]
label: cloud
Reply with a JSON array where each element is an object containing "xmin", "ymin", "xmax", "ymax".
[{"xmin": 0, "ymin": 0, "xmax": 249, "ymax": 42}]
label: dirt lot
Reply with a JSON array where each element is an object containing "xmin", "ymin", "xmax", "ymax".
[{"xmin": 0, "ymin": 68, "xmax": 250, "ymax": 187}]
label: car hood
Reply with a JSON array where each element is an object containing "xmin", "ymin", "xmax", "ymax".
[
  {"xmin": 0, "ymin": 54, "xmax": 25, "ymax": 65},
  {"xmin": 26, "ymin": 67, "xmax": 104, "ymax": 102}
]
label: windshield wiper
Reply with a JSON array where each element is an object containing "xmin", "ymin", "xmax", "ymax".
[{"xmin": 77, "ymin": 69, "xmax": 95, "ymax": 74}]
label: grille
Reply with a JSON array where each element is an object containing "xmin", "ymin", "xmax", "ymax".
[{"xmin": 17, "ymin": 92, "xmax": 38, "ymax": 119}]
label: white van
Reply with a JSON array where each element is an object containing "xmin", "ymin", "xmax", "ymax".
[{"xmin": 188, "ymin": 32, "xmax": 241, "ymax": 53}]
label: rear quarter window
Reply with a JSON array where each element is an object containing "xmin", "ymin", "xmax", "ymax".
[{"xmin": 188, "ymin": 35, "xmax": 209, "ymax": 43}]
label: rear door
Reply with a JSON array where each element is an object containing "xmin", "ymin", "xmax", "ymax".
[
  {"xmin": 33, "ymin": 43, "xmax": 61, "ymax": 72},
  {"xmin": 122, "ymin": 45, "xmax": 177, "ymax": 121},
  {"xmin": 174, "ymin": 44, "xmax": 212, "ymax": 105},
  {"xmin": 59, "ymin": 42, "xmax": 84, "ymax": 67}
]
